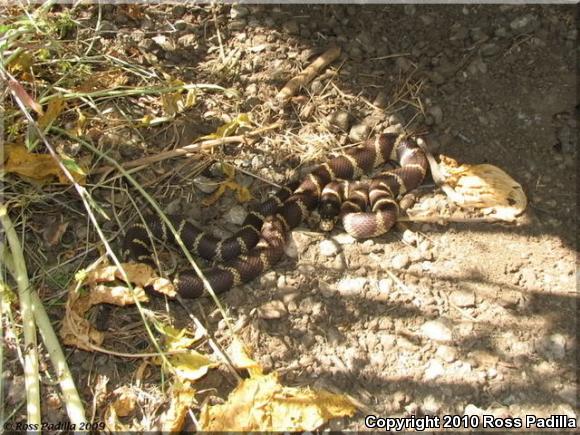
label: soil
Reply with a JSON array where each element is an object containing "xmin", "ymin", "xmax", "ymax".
[{"xmin": 4, "ymin": 3, "xmax": 578, "ymax": 431}]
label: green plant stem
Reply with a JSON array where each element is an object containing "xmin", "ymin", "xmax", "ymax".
[
  {"xmin": 0, "ymin": 246, "xmax": 87, "ymax": 425},
  {"xmin": 0, "ymin": 204, "xmax": 41, "ymax": 426}
]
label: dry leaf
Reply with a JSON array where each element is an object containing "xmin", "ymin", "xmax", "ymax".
[
  {"xmin": 227, "ymin": 338, "xmax": 263, "ymax": 377},
  {"xmin": 42, "ymin": 216, "xmax": 69, "ymax": 247},
  {"xmin": 155, "ymin": 324, "xmax": 216, "ymax": 382},
  {"xmin": 200, "ymin": 113, "xmax": 252, "ymax": 140},
  {"xmin": 202, "ymin": 162, "xmax": 253, "ymax": 206},
  {"xmin": 7, "ymin": 51, "xmax": 34, "ymax": 81},
  {"xmin": 199, "ymin": 372, "xmax": 356, "ymax": 431},
  {"xmin": 112, "ymin": 386, "xmax": 137, "ymax": 417},
  {"xmin": 76, "ymin": 70, "xmax": 128, "ymax": 92},
  {"xmin": 38, "ymin": 95, "xmax": 65, "ymax": 130},
  {"xmin": 169, "ymin": 352, "xmax": 217, "ymax": 382},
  {"xmin": 8, "ymin": 79, "xmax": 43, "ymax": 114},
  {"xmin": 160, "ymin": 382, "xmax": 197, "ymax": 432},
  {"xmin": 60, "ymin": 263, "xmax": 154, "ymax": 350},
  {"xmin": 2, "ymin": 143, "xmax": 86, "ymax": 185},
  {"xmin": 437, "ymin": 155, "xmax": 527, "ymax": 221}
]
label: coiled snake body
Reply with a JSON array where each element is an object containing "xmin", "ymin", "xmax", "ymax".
[{"xmin": 123, "ymin": 133, "xmax": 428, "ymax": 298}]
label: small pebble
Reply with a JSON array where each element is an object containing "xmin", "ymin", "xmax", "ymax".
[
  {"xmin": 391, "ymin": 253, "xmax": 411, "ymax": 269},
  {"xmin": 257, "ymin": 300, "xmax": 287, "ymax": 319},
  {"xmin": 449, "ymin": 289, "xmax": 476, "ymax": 308},
  {"xmin": 336, "ymin": 277, "xmax": 367, "ymax": 296},
  {"xmin": 436, "ymin": 345, "xmax": 457, "ymax": 363},
  {"xmin": 193, "ymin": 175, "xmax": 219, "ymax": 194},
  {"xmin": 319, "ymin": 239, "xmax": 340, "ymax": 257},
  {"xmin": 349, "ymin": 124, "xmax": 371, "ymax": 143},
  {"xmin": 332, "ymin": 233, "xmax": 356, "ymax": 245},
  {"xmin": 421, "ymin": 319, "xmax": 453, "ymax": 342},
  {"xmin": 424, "ymin": 359, "xmax": 445, "ymax": 380},
  {"xmin": 225, "ymin": 205, "xmax": 247, "ymax": 225}
]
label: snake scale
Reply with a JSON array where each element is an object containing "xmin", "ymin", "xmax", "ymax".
[{"xmin": 123, "ymin": 133, "xmax": 428, "ymax": 298}]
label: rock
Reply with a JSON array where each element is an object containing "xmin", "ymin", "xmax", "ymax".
[
  {"xmin": 422, "ymin": 395, "xmax": 442, "ymax": 415},
  {"xmin": 332, "ymin": 233, "xmax": 356, "ymax": 245},
  {"xmin": 379, "ymin": 333, "xmax": 397, "ymax": 350},
  {"xmin": 391, "ymin": 253, "xmax": 410, "ymax": 270},
  {"xmin": 377, "ymin": 278, "xmax": 392, "ymax": 293},
  {"xmin": 193, "ymin": 175, "xmax": 219, "ymax": 194},
  {"xmin": 286, "ymin": 232, "xmax": 311, "ymax": 258},
  {"xmin": 99, "ymin": 20, "xmax": 117, "ymax": 33},
  {"xmin": 283, "ymin": 20, "xmax": 299, "ymax": 35},
  {"xmin": 480, "ymin": 42, "xmax": 500, "ymax": 57},
  {"xmin": 402, "ymin": 229, "xmax": 417, "ymax": 246},
  {"xmin": 229, "ymin": 19, "xmax": 247, "ymax": 31},
  {"xmin": 450, "ymin": 26, "xmax": 468, "ymax": 41},
  {"xmin": 537, "ymin": 333, "xmax": 568, "ymax": 359},
  {"xmin": 510, "ymin": 14, "xmax": 537, "ymax": 33},
  {"xmin": 395, "ymin": 57, "xmax": 413, "ymax": 73},
  {"xmin": 225, "ymin": 205, "xmax": 247, "ymax": 225},
  {"xmin": 326, "ymin": 110, "xmax": 352, "ymax": 131},
  {"xmin": 336, "ymin": 277, "xmax": 367, "ymax": 296},
  {"xmin": 427, "ymin": 105, "xmax": 443, "ymax": 125},
  {"xmin": 429, "ymin": 71, "xmax": 446, "ymax": 85},
  {"xmin": 403, "ymin": 4, "xmax": 416, "ymax": 15},
  {"xmin": 436, "ymin": 345, "xmax": 457, "ymax": 363},
  {"xmin": 469, "ymin": 27, "xmax": 488, "ymax": 43},
  {"xmin": 449, "ymin": 289, "xmax": 476, "ymax": 308},
  {"xmin": 424, "ymin": 359, "xmax": 445, "ymax": 380},
  {"xmin": 464, "ymin": 403, "xmax": 486, "ymax": 416},
  {"xmin": 373, "ymin": 90, "xmax": 388, "ymax": 108},
  {"xmin": 348, "ymin": 124, "xmax": 371, "ymax": 143},
  {"xmin": 230, "ymin": 5, "xmax": 249, "ymax": 19},
  {"xmin": 174, "ymin": 20, "xmax": 189, "ymax": 31},
  {"xmin": 421, "ymin": 319, "xmax": 453, "ymax": 342},
  {"xmin": 257, "ymin": 300, "xmax": 287, "ymax": 319},
  {"xmin": 319, "ymin": 239, "xmax": 339, "ymax": 257}
]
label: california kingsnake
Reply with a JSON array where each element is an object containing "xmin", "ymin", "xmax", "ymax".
[{"xmin": 123, "ymin": 133, "xmax": 428, "ymax": 298}]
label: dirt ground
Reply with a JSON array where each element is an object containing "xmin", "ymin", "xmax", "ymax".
[{"xmin": 3, "ymin": 3, "xmax": 578, "ymax": 431}]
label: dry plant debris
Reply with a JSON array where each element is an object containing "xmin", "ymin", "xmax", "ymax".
[
  {"xmin": 436, "ymin": 155, "xmax": 528, "ymax": 221},
  {"xmin": 198, "ymin": 371, "xmax": 356, "ymax": 431},
  {"xmin": 2, "ymin": 143, "xmax": 87, "ymax": 185}
]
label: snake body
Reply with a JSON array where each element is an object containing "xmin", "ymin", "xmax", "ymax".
[{"xmin": 123, "ymin": 133, "xmax": 428, "ymax": 298}]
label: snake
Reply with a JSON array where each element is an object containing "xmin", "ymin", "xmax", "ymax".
[{"xmin": 123, "ymin": 133, "xmax": 428, "ymax": 298}]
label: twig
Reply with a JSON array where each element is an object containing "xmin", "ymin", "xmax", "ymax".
[
  {"xmin": 276, "ymin": 46, "xmax": 341, "ymax": 104},
  {"xmin": 93, "ymin": 121, "xmax": 284, "ymax": 175}
]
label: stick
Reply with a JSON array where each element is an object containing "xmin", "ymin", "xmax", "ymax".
[
  {"xmin": 93, "ymin": 121, "xmax": 283, "ymax": 174},
  {"xmin": 276, "ymin": 46, "xmax": 341, "ymax": 104}
]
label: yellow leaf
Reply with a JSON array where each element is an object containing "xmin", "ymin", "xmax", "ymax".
[
  {"xmin": 157, "ymin": 324, "xmax": 199, "ymax": 351},
  {"xmin": 202, "ymin": 183, "xmax": 227, "ymax": 206},
  {"xmin": 2, "ymin": 143, "xmax": 86, "ymax": 185},
  {"xmin": 160, "ymin": 382, "xmax": 197, "ymax": 432},
  {"xmin": 169, "ymin": 351, "xmax": 217, "ymax": 381},
  {"xmin": 38, "ymin": 95, "xmax": 65, "ymax": 130},
  {"xmin": 7, "ymin": 51, "xmax": 34, "ymax": 81},
  {"xmin": 200, "ymin": 113, "xmax": 252, "ymax": 140},
  {"xmin": 227, "ymin": 338, "xmax": 263, "ymax": 377},
  {"xmin": 438, "ymin": 155, "xmax": 527, "ymax": 221},
  {"xmin": 198, "ymin": 372, "xmax": 356, "ymax": 431},
  {"xmin": 72, "ymin": 107, "xmax": 86, "ymax": 136},
  {"xmin": 111, "ymin": 386, "xmax": 137, "ymax": 417},
  {"xmin": 161, "ymin": 92, "xmax": 181, "ymax": 117}
]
